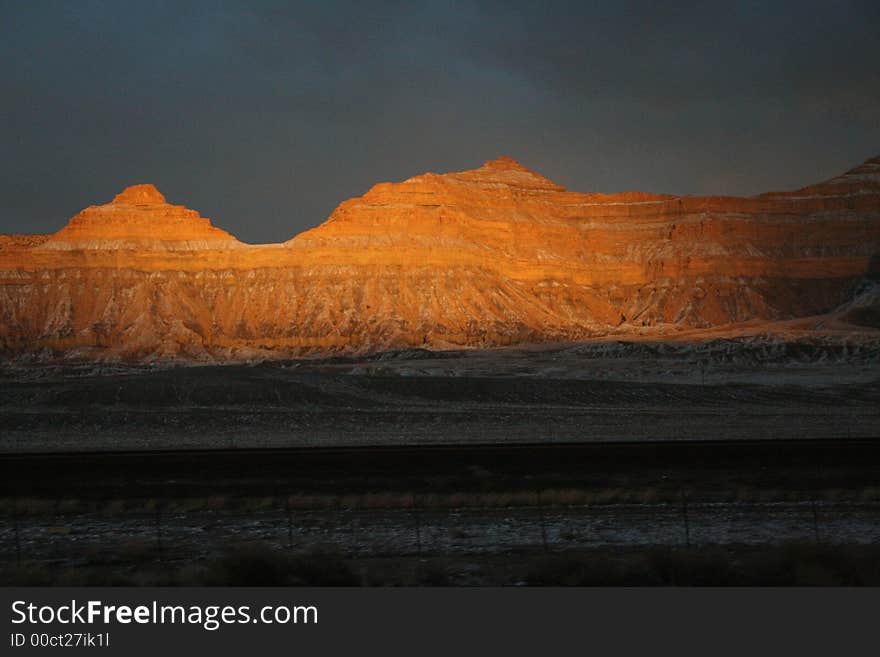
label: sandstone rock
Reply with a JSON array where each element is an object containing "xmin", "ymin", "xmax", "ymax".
[
  {"xmin": 39, "ymin": 184, "xmax": 242, "ymax": 251},
  {"xmin": 111, "ymin": 183, "xmax": 168, "ymax": 205},
  {"xmin": 0, "ymin": 234, "xmax": 50, "ymax": 251},
  {"xmin": 1, "ymin": 156, "xmax": 878, "ymax": 362}
]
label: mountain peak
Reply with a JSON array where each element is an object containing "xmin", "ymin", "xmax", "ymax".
[
  {"xmin": 798, "ymin": 155, "xmax": 880, "ymax": 194},
  {"xmin": 483, "ymin": 155, "xmax": 528, "ymax": 170},
  {"xmin": 112, "ymin": 184, "xmax": 167, "ymax": 205},
  {"xmin": 842, "ymin": 155, "xmax": 880, "ymax": 179},
  {"xmin": 451, "ymin": 156, "xmax": 566, "ymax": 192},
  {"xmin": 39, "ymin": 184, "xmax": 241, "ymax": 251}
]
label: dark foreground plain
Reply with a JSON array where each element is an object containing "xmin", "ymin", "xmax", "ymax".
[
  {"xmin": 2, "ymin": 340, "xmax": 879, "ymax": 452},
  {"xmin": 2, "ymin": 341, "xmax": 878, "ymax": 584},
  {"xmin": 2, "ymin": 440, "xmax": 880, "ymax": 585}
]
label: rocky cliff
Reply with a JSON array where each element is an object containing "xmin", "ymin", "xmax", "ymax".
[{"xmin": 1, "ymin": 156, "xmax": 879, "ymax": 362}]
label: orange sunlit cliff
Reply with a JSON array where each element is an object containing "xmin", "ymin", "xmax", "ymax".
[{"xmin": 1, "ymin": 156, "xmax": 879, "ymax": 361}]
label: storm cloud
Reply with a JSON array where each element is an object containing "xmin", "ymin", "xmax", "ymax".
[{"xmin": 1, "ymin": 0, "xmax": 878, "ymax": 242}]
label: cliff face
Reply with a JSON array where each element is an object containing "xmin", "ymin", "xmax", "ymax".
[{"xmin": 1, "ymin": 156, "xmax": 879, "ymax": 361}]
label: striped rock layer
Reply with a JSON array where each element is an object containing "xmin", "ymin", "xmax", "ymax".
[{"xmin": 1, "ymin": 156, "xmax": 879, "ymax": 361}]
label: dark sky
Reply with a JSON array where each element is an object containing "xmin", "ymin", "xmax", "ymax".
[{"xmin": 2, "ymin": 1, "xmax": 879, "ymax": 243}]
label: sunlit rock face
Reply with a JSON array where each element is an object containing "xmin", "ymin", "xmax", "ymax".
[
  {"xmin": 39, "ymin": 184, "xmax": 242, "ymax": 251},
  {"xmin": 1, "ymin": 156, "xmax": 879, "ymax": 362}
]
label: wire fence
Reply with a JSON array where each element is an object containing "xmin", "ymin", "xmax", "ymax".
[{"xmin": 4, "ymin": 492, "xmax": 880, "ymax": 568}]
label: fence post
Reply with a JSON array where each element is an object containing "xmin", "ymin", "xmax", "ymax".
[
  {"xmin": 285, "ymin": 498, "xmax": 293, "ymax": 549},
  {"xmin": 811, "ymin": 499, "xmax": 821, "ymax": 544},
  {"xmin": 53, "ymin": 498, "xmax": 61, "ymax": 561},
  {"xmin": 12, "ymin": 497, "xmax": 21, "ymax": 567},
  {"xmin": 413, "ymin": 494, "xmax": 422, "ymax": 555},
  {"xmin": 537, "ymin": 491, "xmax": 549, "ymax": 552},
  {"xmin": 811, "ymin": 460, "xmax": 822, "ymax": 544},
  {"xmin": 680, "ymin": 489, "xmax": 691, "ymax": 548},
  {"xmin": 154, "ymin": 502, "xmax": 164, "ymax": 562}
]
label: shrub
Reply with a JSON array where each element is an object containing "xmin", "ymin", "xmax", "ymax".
[{"xmin": 200, "ymin": 544, "xmax": 360, "ymax": 586}]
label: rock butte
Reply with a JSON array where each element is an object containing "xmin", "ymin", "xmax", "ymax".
[
  {"xmin": 39, "ymin": 183, "xmax": 242, "ymax": 251},
  {"xmin": 1, "ymin": 155, "xmax": 879, "ymax": 362}
]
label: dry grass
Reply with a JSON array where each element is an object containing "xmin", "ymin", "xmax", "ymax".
[
  {"xmin": 5, "ymin": 542, "xmax": 880, "ymax": 586},
  {"xmin": 526, "ymin": 543, "xmax": 880, "ymax": 586},
  {"xmin": 3, "ymin": 483, "xmax": 879, "ymax": 519},
  {"xmin": 859, "ymin": 486, "xmax": 880, "ymax": 503},
  {"xmin": 116, "ymin": 538, "xmax": 156, "ymax": 564}
]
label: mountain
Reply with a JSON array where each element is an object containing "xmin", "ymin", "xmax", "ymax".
[
  {"xmin": 1, "ymin": 156, "xmax": 879, "ymax": 362},
  {"xmin": 40, "ymin": 184, "xmax": 242, "ymax": 251}
]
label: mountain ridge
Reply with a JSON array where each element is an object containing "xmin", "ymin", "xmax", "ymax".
[{"xmin": 1, "ymin": 155, "xmax": 878, "ymax": 362}]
